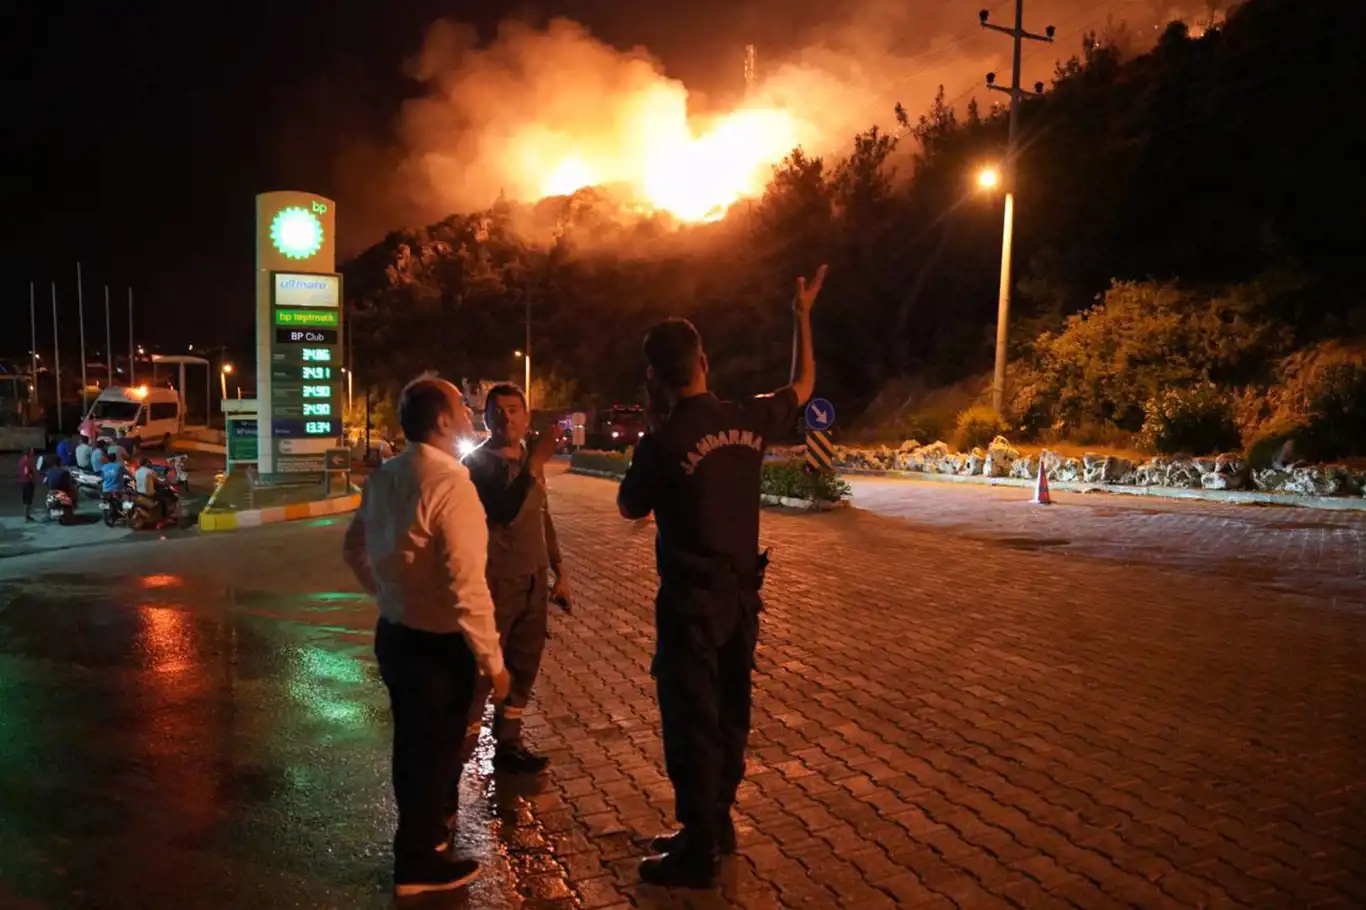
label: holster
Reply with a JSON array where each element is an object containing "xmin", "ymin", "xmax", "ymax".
[{"xmin": 660, "ymin": 548, "xmax": 771, "ymax": 594}]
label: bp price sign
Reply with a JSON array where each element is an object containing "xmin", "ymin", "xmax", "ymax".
[
  {"xmin": 256, "ymin": 191, "xmax": 340, "ymax": 476},
  {"xmin": 269, "ymin": 272, "xmax": 342, "ymax": 442}
]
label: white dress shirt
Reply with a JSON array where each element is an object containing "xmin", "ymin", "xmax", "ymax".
[{"xmin": 346, "ymin": 443, "xmax": 505, "ymax": 677}]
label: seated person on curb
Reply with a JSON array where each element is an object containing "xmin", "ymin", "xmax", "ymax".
[{"xmin": 44, "ymin": 459, "xmax": 76, "ymax": 500}]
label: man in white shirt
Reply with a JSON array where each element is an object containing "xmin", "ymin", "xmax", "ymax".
[
  {"xmin": 75, "ymin": 435, "xmax": 94, "ymax": 471},
  {"xmin": 343, "ymin": 376, "xmax": 510, "ymax": 898},
  {"xmin": 133, "ymin": 456, "xmax": 158, "ymax": 497}
]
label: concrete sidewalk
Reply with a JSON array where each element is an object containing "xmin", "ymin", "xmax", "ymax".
[{"xmin": 0, "ymin": 511, "xmax": 133, "ymax": 560}]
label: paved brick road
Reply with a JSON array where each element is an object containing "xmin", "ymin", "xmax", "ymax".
[
  {"xmin": 518, "ymin": 470, "xmax": 1366, "ymax": 909},
  {"xmin": 850, "ymin": 477, "xmax": 1366, "ymax": 608}
]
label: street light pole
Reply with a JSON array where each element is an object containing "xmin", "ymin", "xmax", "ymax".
[
  {"xmin": 992, "ymin": 191, "xmax": 1016, "ymax": 414},
  {"xmin": 980, "ymin": 2, "xmax": 1054, "ymax": 414},
  {"xmin": 524, "ymin": 294, "xmax": 532, "ymax": 411}
]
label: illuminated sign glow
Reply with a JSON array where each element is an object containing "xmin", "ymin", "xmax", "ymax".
[
  {"xmin": 303, "ymin": 403, "xmax": 332, "ymax": 417},
  {"xmin": 306, "ymin": 421, "xmax": 333, "ymax": 435},
  {"xmin": 274, "ymin": 273, "xmax": 340, "ymax": 308},
  {"xmin": 302, "ymin": 385, "xmax": 331, "ymax": 398},
  {"xmin": 301, "ymin": 366, "xmax": 332, "ymax": 380},
  {"xmin": 270, "ymin": 207, "xmax": 325, "ymax": 260},
  {"xmin": 275, "ymin": 308, "xmax": 339, "ymax": 327},
  {"xmin": 302, "ymin": 348, "xmax": 331, "ymax": 362}
]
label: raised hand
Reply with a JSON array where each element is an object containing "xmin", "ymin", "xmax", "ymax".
[{"xmin": 794, "ymin": 264, "xmax": 828, "ymax": 316}]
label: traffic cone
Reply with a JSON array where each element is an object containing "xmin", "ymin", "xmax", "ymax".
[{"xmin": 1033, "ymin": 459, "xmax": 1053, "ymax": 505}]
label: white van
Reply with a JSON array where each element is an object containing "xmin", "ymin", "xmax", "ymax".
[{"xmin": 83, "ymin": 386, "xmax": 183, "ymax": 449}]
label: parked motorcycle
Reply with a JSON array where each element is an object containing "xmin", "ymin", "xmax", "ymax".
[
  {"xmin": 72, "ymin": 467, "xmax": 103, "ymax": 498},
  {"xmin": 157, "ymin": 454, "xmax": 190, "ymax": 490},
  {"xmin": 146, "ymin": 481, "xmax": 183, "ymax": 529},
  {"xmin": 100, "ymin": 489, "xmax": 137, "ymax": 528},
  {"xmin": 46, "ymin": 489, "xmax": 75, "ymax": 525}
]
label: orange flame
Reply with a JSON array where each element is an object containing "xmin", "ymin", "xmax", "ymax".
[{"xmin": 534, "ymin": 103, "xmax": 802, "ymax": 221}]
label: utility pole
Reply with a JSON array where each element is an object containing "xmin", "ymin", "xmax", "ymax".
[
  {"xmin": 51, "ymin": 283, "xmax": 63, "ymax": 434},
  {"xmin": 104, "ymin": 285, "xmax": 114, "ymax": 386},
  {"xmin": 128, "ymin": 288, "xmax": 136, "ymax": 386},
  {"xmin": 524, "ymin": 294, "xmax": 532, "ymax": 411},
  {"xmin": 77, "ymin": 263, "xmax": 88, "ymax": 408},
  {"xmin": 980, "ymin": 3, "xmax": 1053, "ymax": 414}
]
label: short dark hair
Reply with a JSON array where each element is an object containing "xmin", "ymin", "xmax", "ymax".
[
  {"xmin": 399, "ymin": 375, "xmax": 455, "ymax": 444},
  {"xmin": 644, "ymin": 318, "xmax": 702, "ymax": 390},
  {"xmin": 484, "ymin": 382, "xmax": 527, "ymax": 419}
]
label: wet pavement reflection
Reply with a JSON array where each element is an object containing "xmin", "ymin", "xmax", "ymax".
[{"xmin": 0, "ymin": 536, "xmax": 582, "ymax": 909}]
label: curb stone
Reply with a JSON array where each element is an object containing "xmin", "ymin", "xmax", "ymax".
[{"xmin": 198, "ymin": 474, "xmax": 363, "ymax": 531}]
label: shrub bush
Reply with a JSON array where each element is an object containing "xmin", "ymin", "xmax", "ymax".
[
  {"xmin": 1245, "ymin": 427, "xmax": 1295, "ymax": 470},
  {"xmin": 1298, "ymin": 361, "xmax": 1366, "ymax": 461},
  {"xmin": 569, "ymin": 451, "xmax": 851, "ymax": 502},
  {"xmin": 761, "ymin": 460, "xmax": 851, "ymax": 503},
  {"xmin": 952, "ymin": 406, "xmax": 1007, "ymax": 451},
  {"xmin": 1140, "ymin": 385, "xmax": 1241, "ymax": 455},
  {"xmin": 1014, "ymin": 279, "xmax": 1282, "ymax": 436},
  {"xmin": 570, "ymin": 449, "xmax": 631, "ymax": 476}
]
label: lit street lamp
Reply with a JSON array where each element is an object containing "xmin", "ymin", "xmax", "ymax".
[
  {"xmin": 341, "ymin": 367, "xmax": 353, "ymax": 415},
  {"xmin": 977, "ymin": 164, "xmax": 1014, "ymax": 414},
  {"xmin": 221, "ymin": 362, "xmax": 233, "ymax": 401},
  {"xmin": 514, "ymin": 350, "xmax": 531, "ymax": 411}
]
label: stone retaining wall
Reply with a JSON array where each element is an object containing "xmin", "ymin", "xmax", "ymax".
[{"xmin": 837, "ymin": 436, "xmax": 1366, "ymax": 499}]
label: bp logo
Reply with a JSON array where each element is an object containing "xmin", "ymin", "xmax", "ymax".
[{"xmin": 269, "ymin": 206, "xmax": 324, "ymax": 260}]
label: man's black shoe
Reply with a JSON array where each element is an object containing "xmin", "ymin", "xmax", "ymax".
[
  {"xmin": 393, "ymin": 855, "xmax": 480, "ymax": 897},
  {"xmin": 639, "ymin": 851, "xmax": 717, "ymax": 889},
  {"xmin": 650, "ymin": 819, "xmax": 737, "ymax": 856},
  {"xmin": 493, "ymin": 744, "xmax": 551, "ymax": 774}
]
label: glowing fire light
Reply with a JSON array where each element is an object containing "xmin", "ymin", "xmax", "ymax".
[
  {"xmin": 536, "ymin": 104, "xmax": 803, "ymax": 222},
  {"xmin": 977, "ymin": 167, "xmax": 1001, "ymax": 190},
  {"xmin": 544, "ymin": 158, "xmax": 598, "ymax": 197}
]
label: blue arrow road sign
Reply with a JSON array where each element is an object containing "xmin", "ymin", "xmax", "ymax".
[{"xmin": 805, "ymin": 398, "xmax": 835, "ymax": 431}]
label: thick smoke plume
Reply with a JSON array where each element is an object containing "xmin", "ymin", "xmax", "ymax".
[{"xmin": 337, "ymin": 0, "xmax": 1217, "ymax": 249}]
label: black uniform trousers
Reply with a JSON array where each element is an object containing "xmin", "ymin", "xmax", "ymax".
[
  {"xmin": 653, "ymin": 582, "xmax": 760, "ymax": 856},
  {"xmin": 374, "ymin": 619, "xmax": 478, "ymax": 867}
]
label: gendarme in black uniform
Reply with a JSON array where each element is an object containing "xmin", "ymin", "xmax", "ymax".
[{"xmin": 618, "ymin": 387, "xmax": 798, "ymax": 868}]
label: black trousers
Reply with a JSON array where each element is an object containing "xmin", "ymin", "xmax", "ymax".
[
  {"xmin": 653, "ymin": 584, "xmax": 760, "ymax": 855},
  {"xmin": 374, "ymin": 619, "xmax": 478, "ymax": 864}
]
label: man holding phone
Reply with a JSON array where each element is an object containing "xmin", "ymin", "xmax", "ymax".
[{"xmin": 462, "ymin": 382, "xmax": 570, "ymax": 774}]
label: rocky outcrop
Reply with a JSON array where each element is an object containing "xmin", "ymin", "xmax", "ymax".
[
  {"xmin": 1048, "ymin": 454, "xmax": 1084, "ymax": 483},
  {"xmin": 961, "ymin": 447, "xmax": 987, "ymax": 476},
  {"xmin": 1282, "ymin": 465, "xmax": 1358, "ymax": 497},
  {"xmin": 1083, "ymin": 453, "xmax": 1134, "ymax": 485},
  {"xmin": 1164, "ymin": 459, "xmax": 1203, "ymax": 488},
  {"xmin": 832, "ymin": 439, "xmax": 1364, "ymax": 501},
  {"xmin": 1010, "ymin": 455, "xmax": 1039, "ymax": 480},
  {"xmin": 984, "ymin": 437, "xmax": 1020, "ymax": 478}
]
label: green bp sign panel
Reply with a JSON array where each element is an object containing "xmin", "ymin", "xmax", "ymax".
[
  {"xmin": 255, "ymin": 191, "xmax": 341, "ymax": 476},
  {"xmin": 270, "ymin": 273, "xmax": 342, "ymax": 440}
]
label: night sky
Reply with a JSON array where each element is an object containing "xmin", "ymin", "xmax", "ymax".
[{"xmin": 4, "ymin": 0, "xmax": 1182, "ymax": 364}]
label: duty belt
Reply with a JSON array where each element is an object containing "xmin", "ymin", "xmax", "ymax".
[{"xmin": 660, "ymin": 549, "xmax": 770, "ymax": 592}]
